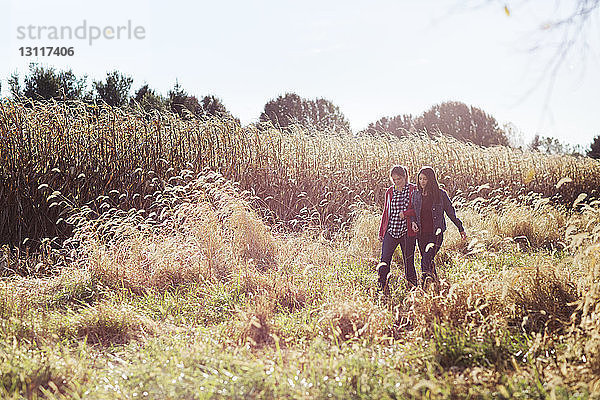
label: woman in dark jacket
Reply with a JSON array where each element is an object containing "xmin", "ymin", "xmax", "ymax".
[
  {"xmin": 377, "ymin": 165, "xmax": 418, "ymax": 291},
  {"xmin": 410, "ymin": 166, "xmax": 467, "ymax": 288}
]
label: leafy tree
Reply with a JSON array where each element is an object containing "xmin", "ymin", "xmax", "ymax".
[
  {"xmin": 131, "ymin": 84, "xmax": 167, "ymax": 114},
  {"xmin": 364, "ymin": 101, "xmax": 508, "ymax": 146},
  {"xmin": 10, "ymin": 63, "xmax": 88, "ymax": 101},
  {"xmin": 260, "ymin": 93, "xmax": 350, "ymax": 133},
  {"xmin": 53, "ymin": 69, "xmax": 88, "ymax": 101},
  {"xmin": 309, "ymin": 98, "xmax": 351, "ymax": 132},
  {"xmin": 415, "ymin": 101, "xmax": 508, "ymax": 146},
  {"xmin": 528, "ymin": 134, "xmax": 564, "ymax": 154},
  {"xmin": 168, "ymin": 81, "xmax": 190, "ymax": 117},
  {"xmin": 8, "ymin": 73, "xmax": 23, "ymax": 98},
  {"xmin": 94, "ymin": 71, "xmax": 133, "ymax": 107},
  {"xmin": 363, "ymin": 114, "xmax": 415, "ymax": 136},
  {"xmin": 200, "ymin": 95, "xmax": 229, "ymax": 119},
  {"xmin": 588, "ymin": 135, "xmax": 600, "ymax": 159},
  {"xmin": 260, "ymin": 93, "xmax": 304, "ymax": 128},
  {"xmin": 528, "ymin": 134, "xmax": 583, "ymax": 156},
  {"xmin": 167, "ymin": 81, "xmax": 231, "ymax": 120}
]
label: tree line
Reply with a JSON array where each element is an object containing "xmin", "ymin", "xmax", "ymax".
[{"xmin": 3, "ymin": 63, "xmax": 599, "ymax": 157}]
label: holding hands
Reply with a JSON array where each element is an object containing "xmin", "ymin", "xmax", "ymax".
[{"xmin": 411, "ymin": 221, "xmax": 467, "ymax": 241}]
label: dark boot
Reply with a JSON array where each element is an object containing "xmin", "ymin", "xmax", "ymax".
[
  {"xmin": 421, "ymin": 274, "xmax": 432, "ymax": 291},
  {"xmin": 377, "ymin": 262, "xmax": 390, "ymax": 291},
  {"xmin": 407, "ymin": 278, "xmax": 419, "ymax": 291}
]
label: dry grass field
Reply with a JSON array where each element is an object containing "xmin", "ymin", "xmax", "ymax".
[{"xmin": 1, "ymin": 100, "xmax": 600, "ymax": 399}]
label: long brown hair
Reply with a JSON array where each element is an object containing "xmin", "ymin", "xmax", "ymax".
[{"xmin": 418, "ymin": 166, "xmax": 440, "ymax": 201}]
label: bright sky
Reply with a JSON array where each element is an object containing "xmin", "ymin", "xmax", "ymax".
[{"xmin": 2, "ymin": 0, "xmax": 599, "ymax": 147}]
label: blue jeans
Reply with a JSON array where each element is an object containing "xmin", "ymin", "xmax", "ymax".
[
  {"xmin": 379, "ymin": 231, "xmax": 417, "ymax": 287},
  {"xmin": 417, "ymin": 232, "xmax": 444, "ymax": 281}
]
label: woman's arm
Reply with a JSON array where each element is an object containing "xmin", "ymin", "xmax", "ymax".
[
  {"xmin": 442, "ymin": 190, "xmax": 464, "ymax": 233},
  {"xmin": 404, "ymin": 184, "xmax": 416, "ymax": 219},
  {"xmin": 378, "ymin": 189, "xmax": 391, "ymax": 240}
]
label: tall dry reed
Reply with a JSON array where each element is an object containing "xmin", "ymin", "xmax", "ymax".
[{"xmin": 2, "ymin": 99, "xmax": 599, "ymax": 248}]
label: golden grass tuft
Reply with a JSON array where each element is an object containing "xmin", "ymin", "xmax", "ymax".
[
  {"xmin": 500, "ymin": 260, "xmax": 578, "ymax": 333},
  {"xmin": 236, "ymin": 296, "xmax": 275, "ymax": 347},
  {"xmin": 398, "ymin": 255, "xmax": 578, "ymax": 339},
  {"xmin": 198, "ymin": 172, "xmax": 279, "ymax": 270},
  {"xmin": 236, "ymin": 266, "xmax": 308, "ymax": 312},
  {"xmin": 317, "ymin": 297, "xmax": 392, "ymax": 342},
  {"xmin": 567, "ymin": 199, "xmax": 600, "ymax": 375},
  {"xmin": 277, "ymin": 230, "xmax": 345, "ymax": 274},
  {"xmin": 0, "ymin": 267, "xmax": 95, "ymax": 313},
  {"xmin": 346, "ymin": 205, "xmax": 381, "ymax": 262},
  {"xmin": 399, "ymin": 277, "xmax": 500, "ymax": 336},
  {"xmin": 64, "ymin": 302, "xmax": 156, "ymax": 345},
  {"xmin": 441, "ymin": 194, "xmax": 569, "ymax": 254},
  {"xmin": 485, "ymin": 198, "xmax": 567, "ymax": 249},
  {"xmin": 81, "ymin": 224, "xmax": 208, "ymax": 293},
  {"xmin": 271, "ymin": 278, "xmax": 308, "ymax": 312},
  {"xmin": 67, "ymin": 170, "xmax": 280, "ymax": 293},
  {"xmin": 227, "ymin": 206, "xmax": 277, "ymax": 270}
]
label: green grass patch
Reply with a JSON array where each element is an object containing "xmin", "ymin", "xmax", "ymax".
[{"xmin": 431, "ymin": 321, "xmax": 530, "ymax": 371}]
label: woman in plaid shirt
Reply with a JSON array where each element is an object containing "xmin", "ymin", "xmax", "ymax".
[{"xmin": 377, "ymin": 165, "xmax": 418, "ymax": 291}]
